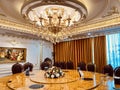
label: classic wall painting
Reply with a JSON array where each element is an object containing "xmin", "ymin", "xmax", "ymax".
[{"xmin": 0, "ymin": 47, "xmax": 26, "ymax": 63}]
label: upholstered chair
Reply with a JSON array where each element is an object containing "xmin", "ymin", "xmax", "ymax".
[
  {"xmin": 87, "ymin": 63, "xmax": 95, "ymax": 72},
  {"xmin": 12, "ymin": 62, "xmax": 23, "ymax": 74},
  {"xmin": 108, "ymin": 64, "xmax": 113, "ymax": 69},
  {"xmin": 23, "ymin": 62, "xmax": 33, "ymax": 72},
  {"xmin": 63, "ymin": 62, "xmax": 67, "ymax": 69},
  {"xmin": 103, "ymin": 64, "xmax": 113, "ymax": 76},
  {"xmin": 66, "ymin": 61, "xmax": 74, "ymax": 69},
  {"xmin": 44, "ymin": 58, "xmax": 52, "ymax": 68},
  {"xmin": 60, "ymin": 62, "xmax": 66, "ymax": 69},
  {"xmin": 114, "ymin": 66, "xmax": 120, "ymax": 84},
  {"xmin": 54, "ymin": 62, "xmax": 59, "ymax": 67},
  {"xmin": 77, "ymin": 61, "xmax": 86, "ymax": 71},
  {"xmin": 40, "ymin": 62, "xmax": 51, "ymax": 70}
]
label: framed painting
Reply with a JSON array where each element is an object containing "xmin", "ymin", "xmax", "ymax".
[{"xmin": 0, "ymin": 47, "xmax": 26, "ymax": 64}]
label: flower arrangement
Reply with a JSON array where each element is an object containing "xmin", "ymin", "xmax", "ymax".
[{"xmin": 44, "ymin": 66, "xmax": 64, "ymax": 78}]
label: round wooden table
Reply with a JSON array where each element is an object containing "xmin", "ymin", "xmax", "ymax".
[
  {"xmin": 1, "ymin": 70, "xmax": 119, "ymax": 90},
  {"xmin": 30, "ymin": 70, "xmax": 80, "ymax": 84}
]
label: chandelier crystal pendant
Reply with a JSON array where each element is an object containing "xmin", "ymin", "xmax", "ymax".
[{"xmin": 21, "ymin": 0, "xmax": 88, "ymax": 43}]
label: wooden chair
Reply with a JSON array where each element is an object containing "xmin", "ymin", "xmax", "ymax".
[
  {"xmin": 60, "ymin": 62, "xmax": 66, "ymax": 69},
  {"xmin": 103, "ymin": 64, "xmax": 113, "ymax": 76},
  {"xmin": 77, "ymin": 61, "xmax": 86, "ymax": 71},
  {"xmin": 12, "ymin": 62, "xmax": 23, "ymax": 74},
  {"xmin": 40, "ymin": 62, "xmax": 50, "ymax": 70},
  {"xmin": 23, "ymin": 62, "xmax": 33, "ymax": 72},
  {"xmin": 114, "ymin": 66, "xmax": 120, "ymax": 84},
  {"xmin": 66, "ymin": 61, "xmax": 74, "ymax": 69},
  {"xmin": 87, "ymin": 63, "xmax": 95, "ymax": 72},
  {"xmin": 54, "ymin": 62, "xmax": 59, "ymax": 67},
  {"xmin": 44, "ymin": 58, "xmax": 52, "ymax": 68}
]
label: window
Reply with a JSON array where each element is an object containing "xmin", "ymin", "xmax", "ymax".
[{"xmin": 106, "ymin": 33, "xmax": 120, "ymax": 68}]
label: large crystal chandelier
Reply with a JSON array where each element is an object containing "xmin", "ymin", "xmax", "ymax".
[{"xmin": 21, "ymin": 0, "xmax": 87, "ymax": 43}]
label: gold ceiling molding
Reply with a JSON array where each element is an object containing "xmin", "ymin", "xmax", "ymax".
[
  {"xmin": 0, "ymin": 19, "xmax": 35, "ymax": 33},
  {"xmin": 0, "ymin": 18, "xmax": 54, "ymax": 37},
  {"xmin": 67, "ymin": 15, "xmax": 120, "ymax": 35},
  {"xmin": 0, "ymin": 15, "xmax": 120, "ymax": 43}
]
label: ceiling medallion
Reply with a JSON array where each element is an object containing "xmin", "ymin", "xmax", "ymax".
[{"xmin": 21, "ymin": 0, "xmax": 88, "ymax": 43}]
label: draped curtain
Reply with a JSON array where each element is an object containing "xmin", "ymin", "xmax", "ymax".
[
  {"xmin": 53, "ymin": 36, "xmax": 107, "ymax": 71},
  {"xmin": 53, "ymin": 38, "xmax": 93, "ymax": 69},
  {"xmin": 106, "ymin": 33, "xmax": 120, "ymax": 68},
  {"xmin": 94, "ymin": 36, "xmax": 107, "ymax": 72}
]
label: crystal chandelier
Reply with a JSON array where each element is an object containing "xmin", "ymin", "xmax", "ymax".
[{"xmin": 21, "ymin": 0, "xmax": 87, "ymax": 43}]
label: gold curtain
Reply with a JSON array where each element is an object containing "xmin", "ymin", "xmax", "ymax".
[
  {"xmin": 53, "ymin": 38, "xmax": 93, "ymax": 69},
  {"xmin": 94, "ymin": 36, "xmax": 107, "ymax": 73}
]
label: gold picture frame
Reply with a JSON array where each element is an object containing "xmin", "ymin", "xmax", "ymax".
[{"xmin": 0, "ymin": 47, "xmax": 26, "ymax": 64}]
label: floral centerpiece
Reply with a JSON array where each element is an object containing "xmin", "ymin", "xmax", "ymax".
[{"xmin": 44, "ymin": 66, "xmax": 64, "ymax": 78}]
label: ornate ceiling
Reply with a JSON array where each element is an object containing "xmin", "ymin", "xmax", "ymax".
[{"xmin": 0, "ymin": 0, "xmax": 120, "ymax": 43}]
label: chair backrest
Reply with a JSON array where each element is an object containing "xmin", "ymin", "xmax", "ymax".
[
  {"xmin": 59, "ymin": 62, "xmax": 66, "ymax": 69},
  {"xmin": 54, "ymin": 62, "xmax": 59, "ymax": 67},
  {"xmin": 78, "ymin": 61, "xmax": 86, "ymax": 70},
  {"xmin": 114, "ymin": 66, "xmax": 120, "ymax": 84},
  {"xmin": 87, "ymin": 64, "xmax": 95, "ymax": 72},
  {"xmin": 40, "ymin": 62, "xmax": 50, "ymax": 70},
  {"xmin": 12, "ymin": 62, "xmax": 23, "ymax": 74},
  {"xmin": 114, "ymin": 66, "xmax": 120, "ymax": 76},
  {"xmin": 44, "ymin": 58, "xmax": 52, "ymax": 66},
  {"xmin": 23, "ymin": 62, "xmax": 33, "ymax": 71},
  {"xmin": 66, "ymin": 61, "xmax": 74, "ymax": 69},
  {"xmin": 103, "ymin": 64, "xmax": 113, "ymax": 76}
]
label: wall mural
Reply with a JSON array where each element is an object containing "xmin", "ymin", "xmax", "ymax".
[{"xmin": 0, "ymin": 47, "xmax": 26, "ymax": 64}]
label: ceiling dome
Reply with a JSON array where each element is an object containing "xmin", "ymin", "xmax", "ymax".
[{"xmin": 0, "ymin": 0, "xmax": 120, "ymax": 43}]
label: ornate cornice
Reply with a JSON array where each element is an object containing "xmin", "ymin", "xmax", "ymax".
[
  {"xmin": 0, "ymin": 14, "xmax": 120, "ymax": 43},
  {"xmin": 61, "ymin": 15, "xmax": 120, "ymax": 37}
]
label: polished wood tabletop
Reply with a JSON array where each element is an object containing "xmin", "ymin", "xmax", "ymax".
[{"xmin": 0, "ymin": 70, "xmax": 120, "ymax": 90}]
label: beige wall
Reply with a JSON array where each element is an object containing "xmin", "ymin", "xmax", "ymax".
[{"xmin": 0, "ymin": 34, "xmax": 53, "ymax": 77}]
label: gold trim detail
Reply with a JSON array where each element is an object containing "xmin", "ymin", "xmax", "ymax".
[{"xmin": 0, "ymin": 15, "xmax": 120, "ymax": 43}]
